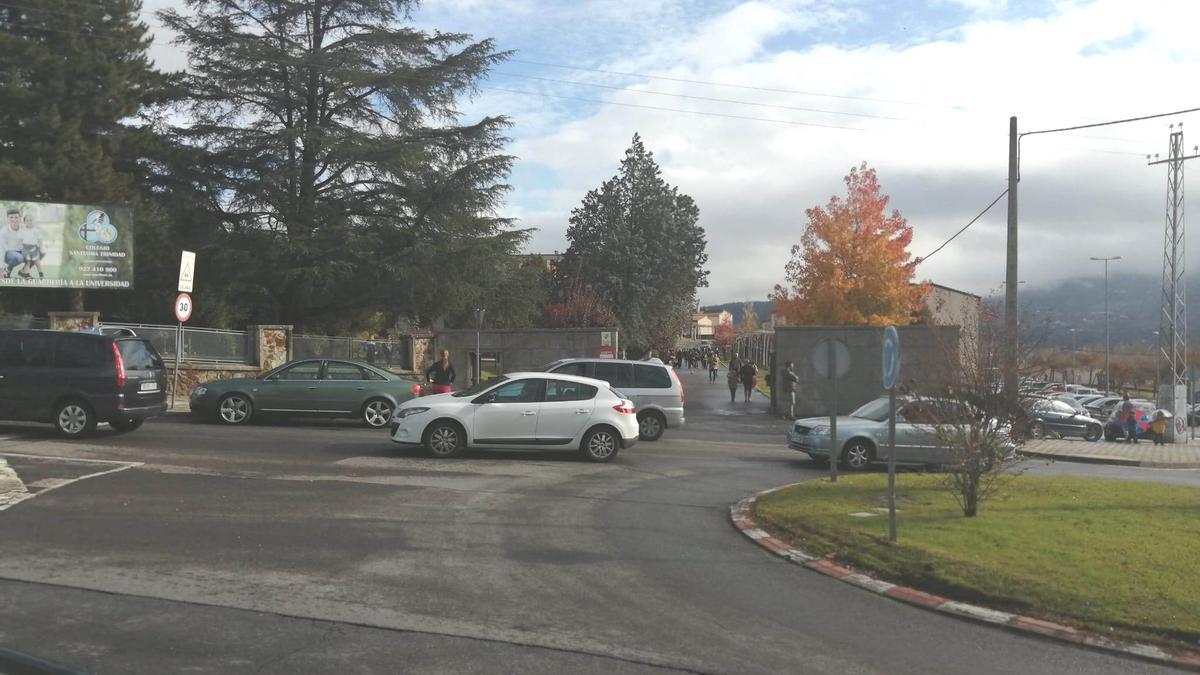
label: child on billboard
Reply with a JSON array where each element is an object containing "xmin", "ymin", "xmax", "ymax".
[{"xmin": 17, "ymin": 213, "xmax": 44, "ymax": 279}]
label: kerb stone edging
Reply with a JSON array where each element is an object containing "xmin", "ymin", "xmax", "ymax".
[{"xmin": 731, "ymin": 483, "xmax": 1200, "ymax": 672}]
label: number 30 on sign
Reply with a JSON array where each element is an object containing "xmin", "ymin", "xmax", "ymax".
[{"xmin": 175, "ymin": 292, "xmax": 193, "ymax": 323}]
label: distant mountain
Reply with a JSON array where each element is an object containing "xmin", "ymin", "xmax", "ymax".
[
  {"xmin": 701, "ymin": 301, "xmax": 773, "ymax": 325},
  {"xmin": 997, "ymin": 273, "xmax": 1200, "ymax": 349}
]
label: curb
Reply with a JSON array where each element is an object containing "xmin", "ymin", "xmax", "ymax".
[
  {"xmin": 1018, "ymin": 447, "xmax": 1200, "ymax": 470},
  {"xmin": 731, "ymin": 484, "xmax": 1200, "ymax": 672}
]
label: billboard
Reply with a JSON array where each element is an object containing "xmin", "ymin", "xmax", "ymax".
[{"xmin": 0, "ymin": 200, "xmax": 134, "ymax": 289}]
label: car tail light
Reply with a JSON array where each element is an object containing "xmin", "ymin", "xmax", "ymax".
[
  {"xmin": 112, "ymin": 342, "xmax": 127, "ymax": 388},
  {"xmin": 613, "ymin": 401, "xmax": 636, "ymax": 414},
  {"xmin": 671, "ymin": 367, "xmax": 685, "ymax": 404}
]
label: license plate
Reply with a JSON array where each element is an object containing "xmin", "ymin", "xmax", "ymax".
[{"xmin": 140, "ymin": 382, "xmax": 159, "ymax": 392}]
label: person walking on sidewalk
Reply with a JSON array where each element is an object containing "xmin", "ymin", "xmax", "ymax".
[
  {"xmin": 781, "ymin": 361, "xmax": 799, "ymax": 419},
  {"xmin": 1120, "ymin": 394, "xmax": 1138, "ymax": 443},
  {"xmin": 726, "ymin": 365, "xmax": 739, "ymax": 404},
  {"xmin": 425, "ymin": 349, "xmax": 457, "ymax": 394},
  {"xmin": 739, "ymin": 360, "xmax": 757, "ymax": 403},
  {"xmin": 708, "ymin": 352, "xmax": 719, "ymax": 383}
]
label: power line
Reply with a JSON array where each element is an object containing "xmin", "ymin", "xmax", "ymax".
[
  {"xmin": 917, "ymin": 189, "xmax": 1008, "ymax": 264},
  {"xmin": 508, "ymin": 58, "xmax": 957, "ymax": 109},
  {"xmin": 488, "ymin": 71, "xmax": 907, "ymax": 121},
  {"xmin": 1021, "ymin": 106, "xmax": 1200, "ymax": 137}
]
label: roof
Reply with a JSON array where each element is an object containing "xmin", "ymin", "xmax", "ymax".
[
  {"xmin": 504, "ymin": 371, "xmax": 611, "ymax": 387},
  {"xmin": 920, "ymin": 282, "xmax": 982, "ymax": 300}
]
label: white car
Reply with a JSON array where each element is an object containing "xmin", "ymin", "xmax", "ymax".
[{"xmin": 389, "ymin": 372, "xmax": 639, "ymax": 462}]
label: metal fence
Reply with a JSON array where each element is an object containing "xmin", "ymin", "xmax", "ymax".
[
  {"xmin": 0, "ymin": 315, "xmax": 47, "ymax": 330},
  {"xmin": 292, "ymin": 334, "xmax": 413, "ymax": 371},
  {"xmin": 735, "ymin": 331, "xmax": 774, "ymax": 368},
  {"xmin": 100, "ymin": 322, "xmax": 252, "ymax": 365}
]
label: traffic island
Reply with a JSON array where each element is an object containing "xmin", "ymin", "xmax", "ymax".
[{"xmin": 731, "ymin": 475, "xmax": 1200, "ymax": 670}]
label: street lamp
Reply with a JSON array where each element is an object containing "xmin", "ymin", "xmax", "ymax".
[
  {"xmin": 473, "ymin": 307, "xmax": 486, "ymax": 385},
  {"xmin": 1089, "ymin": 256, "xmax": 1121, "ymax": 392}
]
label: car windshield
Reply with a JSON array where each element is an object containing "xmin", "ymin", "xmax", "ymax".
[
  {"xmin": 849, "ymin": 397, "xmax": 890, "ymax": 422},
  {"xmin": 452, "ymin": 375, "xmax": 509, "ymax": 397}
]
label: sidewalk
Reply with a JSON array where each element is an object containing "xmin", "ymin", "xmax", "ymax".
[{"xmin": 1021, "ymin": 436, "xmax": 1200, "ymax": 469}]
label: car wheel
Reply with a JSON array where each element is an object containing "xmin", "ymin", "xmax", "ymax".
[
  {"xmin": 582, "ymin": 427, "xmax": 619, "ymax": 463},
  {"xmin": 1083, "ymin": 424, "xmax": 1101, "ymax": 442},
  {"xmin": 425, "ymin": 421, "xmax": 464, "ymax": 458},
  {"xmin": 217, "ymin": 394, "xmax": 253, "ymax": 425},
  {"xmin": 637, "ymin": 411, "xmax": 665, "ymax": 442},
  {"xmin": 109, "ymin": 417, "xmax": 144, "ymax": 433},
  {"xmin": 54, "ymin": 399, "xmax": 96, "ymax": 438},
  {"xmin": 362, "ymin": 398, "xmax": 393, "ymax": 428},
  {"xmin": 840, "ymin": 440, "xmax": 874, "ymax": 471},
  {"xmin": 1030, "ymin": 421, "xmax": 1045, "ymax": 439}
]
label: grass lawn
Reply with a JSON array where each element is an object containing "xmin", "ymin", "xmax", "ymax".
[{"xmin": 755, "ymin": 474, "xmax": 1200, "ymax": 648}]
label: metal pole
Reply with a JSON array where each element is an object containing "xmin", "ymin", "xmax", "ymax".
[
  {"xmin": 1004, "ymin": 116, "xmax": 1020, "ymax": 412},
  {"xmin": 1104, "ymin": 260, "xmax": 1110, "ymax": 391},
  {"xmin": 887, "ymin": 386, "xmax": 897, "ymax": 542},
  {"xmin": 829, "ymin": 338, "xmax": 838, "ymax": 483},
  {"xmin": 171, "ymin": 321, "xmax": 182, "ymax": 409}
]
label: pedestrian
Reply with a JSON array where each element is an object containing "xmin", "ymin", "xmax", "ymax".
[
  {"xmin": 782, "ymin": 361, "xmax": 799, "ymax": 419},
  {"xmin": 1119, "ymin": 394, "xmax": 1138, "ymax": 443},
  {"xmin": 364, "ymin": 334, "xmax": 378, "ymax": 364},
  {"xmin": 425, "ymin": 349, "xmax": 456, "ymax": 394},
  {"xmin": 739, "ymin": 359, "xmax": 757, "ymax": 403},
  {"xmin": 1151, "ymin": 410, "xmax": 1167, "ymax": 445},
  {"xmin": 726, "ymin": 365, "xmax": 739, "ymax": 404},
  {"xmin": 708, "ymin": 352, "xmax": 719, "ymax": 383},
  {"xmin": 729, "ymin": 352, "xmax": 741, "ymax": 374}
]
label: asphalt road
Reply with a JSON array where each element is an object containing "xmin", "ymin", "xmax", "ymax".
[{"xmin": 0, "ymin": 370, "xmax": 1186, "ymax": 674}]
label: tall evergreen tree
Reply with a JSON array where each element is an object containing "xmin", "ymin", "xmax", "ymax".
[
  {"xmin": 0, "ymin": 0, "xmax": 164, "ymax": 311},
  {"xmin": 559, "ymin": 134, "xmax": 708, "ymax": 350},
  {"xmin": 159, "ymin": 0, "xmax": 522, "ymax": 329}
]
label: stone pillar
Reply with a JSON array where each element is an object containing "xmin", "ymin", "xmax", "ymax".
[
  {"xmin": 48, "ymin": 311, "xmax": 100, "ymax": 332},
  {"xmin": 251, "ymin": 325, "xmax": 293, "ymax": 370}
]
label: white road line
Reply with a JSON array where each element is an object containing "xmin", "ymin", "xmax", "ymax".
[{"xmin": 0, "ymin": 454, "xmax": 141, "ymax": 512}]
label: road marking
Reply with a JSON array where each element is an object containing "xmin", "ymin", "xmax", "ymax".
[{"xmin": 0, "ymin": 453, "xmax": 141, "ymax": 512}]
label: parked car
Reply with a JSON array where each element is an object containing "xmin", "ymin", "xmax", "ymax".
[
  {"xmin": 1050, "ymin": 395, "xmax": 1092, "ymax": 415},
  {"xmin": 1074, "ymin": 394, "xmax": 1107, "ymax": 407},
  {"xmin": 190, "ymin": 359, "xmax": 418, "ymax": 427},
  {"xmin": 1103, "ymin": 400, "xmax": 1157, "ymax": 441},
  {"xmin": 786, "ymin": 397, "xmax": 1015, "ymax": 470},
  {"xmin": 0, "ymin": 329, "xmax": 166, "ymax": 437},
  {"xmin": 1025, "ymin": 398, "xmax": 1104, "ymax": 441},
  {"xmin": 389, "ymin": 373, "xmax": 639, "ymax": 462},
  {"xmin": 1064, "ymin": 385, "xmax": 1100, "ymax": 396},
  {"xmin": 537, "ymin": 358, "xmax": 684, "ymax": 442},
  {"xmin": 1085, "ymin": 396, "xmax": 1124, "ymax": 420}
]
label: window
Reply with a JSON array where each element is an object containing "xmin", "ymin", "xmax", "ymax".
[
  {"xmin": 455, "ymin": 375, "xmax": 508, "ymax": 398},
  {"xmin": 900, "ymin": 401, "xmax": 937, "ymax": 424},
  {"xmin": 117, "ymin": 340, "xmax": 163, "ymax": 371},
  {"xmin": 550, "ymin": 361, "xmax": 590, "ymax": 377},
  {"xmin": 545, "ymin": 380, "xmax": 597, "ymax": 402},
  {"xmin": 54, "ymin": 335, "xmax": 107, "ymax": 368},
  {"xmin": 633, "ymin": 364, "xmax": 671, "ymax": 388},
  {"xmin": 488, "ymin": 379, "xmax": 543, "ymax": 403},
  {"xmin": 1051, "ymin": 401, "xmax": 1077, "ymax": 414},
  {"xmin": 593, "ymin": 362, "xmax": 632, "ymax": 389},
  {"xmin": 0, "ymin": 334, "xmax": 52, "ymax": 368},
  {"xmin": 276, "ymin": 361, "xmax": 322, "ymax": 380},
  {"xmin": 324, "ymin": 362, "xmax": 366, "ymax": 380}
]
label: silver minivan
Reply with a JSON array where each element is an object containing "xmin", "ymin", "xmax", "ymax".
[{"xmin": 538, "ymin": 358, "xmax": 685, "ymax": 441}]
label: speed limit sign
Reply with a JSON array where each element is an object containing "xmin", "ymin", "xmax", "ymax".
[{"xmin": 174, "ymin": 292, "xmax": 193, "ymax": 323}]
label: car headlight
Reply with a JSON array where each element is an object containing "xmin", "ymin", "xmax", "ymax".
[
  {"xmin": 810, "ymin": 425, "xmax": 830, "ymax": 435},
  {"xmin": 191, "ymin": 386, "xmax": 207, "ymax": 397},
  {"xmin": 395, "ymin": 407, "xmax": 430, "ymax": 420}
]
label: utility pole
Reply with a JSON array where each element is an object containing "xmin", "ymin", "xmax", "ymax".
[
  {"xmin": 1004, "ymin": 116, "xmax": 1019, "ymax": 410},
  {"xmin": 1089, "ymin": 256, "xmax": 1120, "ymax": 392},
  {"xmin": 1148, "ymin": 125, "xmax": 1199, "ymax": 441}
]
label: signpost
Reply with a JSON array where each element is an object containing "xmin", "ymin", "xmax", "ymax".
[
  {"xmin": 882, "ymin": 326, "xmax": 901, "ymax": 543},
  {"xmin": 178, "ymin": 250, "xmax": 196, "ymax": 293},
  {"xmin": 171, "ymin": 292, "xmax": 193, "ymax": 408},
  {"xmin": 812, "ymin": 338, "xmax": 850, "ymax": 482}
]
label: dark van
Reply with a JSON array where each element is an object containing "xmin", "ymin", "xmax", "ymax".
[{"xmin": 0, "ymin": 330, "xmax": 167, "ymax": 437}]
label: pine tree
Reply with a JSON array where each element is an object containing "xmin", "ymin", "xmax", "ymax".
[
  {"xmin": 158, "ymin": 0, "xmax": 522, "ymax": 328},
  {"xmin": 0, "ymin": 0, "xmax": 164, "ymax": 311},
  {"xmin": 772, "ymin": 163, "xmax": 926, "ymax": 326},
  {"xmin": 559, "ymin": 134, "xmax": 708, "ymax": 350}
]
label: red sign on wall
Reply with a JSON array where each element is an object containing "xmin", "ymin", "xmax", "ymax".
[{"xmin": 597, "ymin": 346, "xmax": 616, "ymax": 359}]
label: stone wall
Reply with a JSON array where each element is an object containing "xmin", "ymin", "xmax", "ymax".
[
  {"xmin": 252, "ymin": 325, "xmax": 292, "ymax": 370},
  {"xmin": 48, "ymin": 312, "xmax": 99, "ymax": 332},
  {"xmin": 435, "ymin": 328, "xmax": 617, "ymax": 383},
  {"xmin": 772, "ymin": 325, "xmax": 960, "ymax": 417},
  {"xmin": 166, "ymin": 363, "xmax": 263, "ymax": 400}
]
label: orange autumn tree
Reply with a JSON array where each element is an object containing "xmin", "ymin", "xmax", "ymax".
[{"xmin": 773, "ymin": 163, "xmax": 927, "ymax": 326}]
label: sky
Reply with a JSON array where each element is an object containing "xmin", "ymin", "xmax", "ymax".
[{"xmin": 140, "ymin": 0, "xmax": 1200, "ymax": 306}]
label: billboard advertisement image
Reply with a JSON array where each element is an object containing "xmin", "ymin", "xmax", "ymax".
[{"xmin": 0, "ymin": 200, "xmax": 134, "ymax": 289}]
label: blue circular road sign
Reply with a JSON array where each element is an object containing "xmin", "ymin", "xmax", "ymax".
[{"xmin": 882, "ymin": 326, "xmax": 900, "ymax": 390}]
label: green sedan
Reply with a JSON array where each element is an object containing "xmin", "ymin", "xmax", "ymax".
[{"xmin": 190, "ymin": 359, "xmax": 419, "ymax": 428}]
